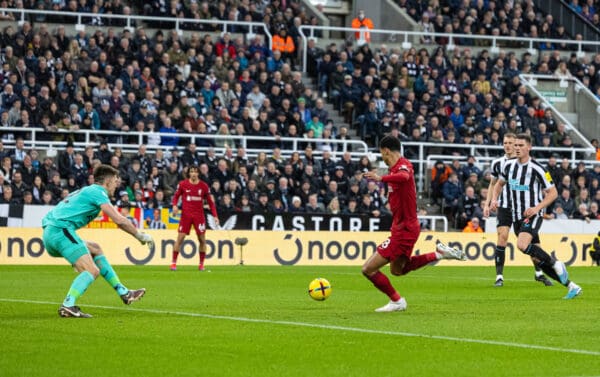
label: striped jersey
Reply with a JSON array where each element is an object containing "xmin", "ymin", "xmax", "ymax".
[
  {"xmin": 490, "ymin": 155, "xmax": 515, "ymax": 209},
  {"xmin": 499, "ymin": 157, "xmax": 555, "ymax": 222}
]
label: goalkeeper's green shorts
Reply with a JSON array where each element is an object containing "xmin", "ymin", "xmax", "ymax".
[{"xmin": 43, "ymin": 225, "xmax": 88, "ymax": 265}]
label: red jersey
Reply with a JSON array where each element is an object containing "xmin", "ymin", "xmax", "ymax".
[
  {"xmin": 381, "ymin": 157, "xmax": 418, "ymax": 231},
  {"xmin": 171, "ymin": 179, "xmax": 218, "ymax": 218}
]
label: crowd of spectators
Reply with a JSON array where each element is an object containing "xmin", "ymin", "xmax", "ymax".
[
  {"xmin": 1, "ymin": 1, "xmax": 600, "ymax": 229},
  {"xmin": 428, "ymin": 153, "xmax": 600, "ymax": 231},
  {"xmin": 0, "ymin": 137, "xmax": 398, "ymax": 223}
]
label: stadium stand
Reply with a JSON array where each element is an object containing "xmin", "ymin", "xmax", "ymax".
[{"xmin": 0, "ymin": 1, "xmax": 599, "ymax": 230}]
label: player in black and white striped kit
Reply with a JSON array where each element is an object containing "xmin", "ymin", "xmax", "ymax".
[
  {"xmin": 483, "ymin": 133, "xmax": 552, "ymax": 287},
  {"xmin": 491, "ymin": 133, "xmax": 581, "ymax": 299}
]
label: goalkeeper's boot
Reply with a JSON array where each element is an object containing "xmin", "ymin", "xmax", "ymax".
[
  {"xmin": 121, "ymin": 288, "xmax": 146, "ymax": 305},
  {"xmin": 535, "ymin": 274, "xmax": 553, "ymax": 286},
  {"xmin": 436, "ymin": 242, "xmax": 467, "ymax": 261},
  {"xmin": 59, "ymin": 305, "xmax": 92, "ymax": 318},
  {"xmin": 375, "ymin": 298, "xmax": 407, "ymax": 312}
]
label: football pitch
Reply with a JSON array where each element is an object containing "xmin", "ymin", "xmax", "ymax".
[{"xmin": 1, "ymin": 265, "xmax": 599, "ymax": 377}]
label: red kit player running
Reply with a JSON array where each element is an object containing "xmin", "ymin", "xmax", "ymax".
[
  {"xmin": 171, "ymin": 165, "xmax": 219, "ymax": 271},
  {"xmin": 362, "ymin": 135, "xmax": 467, "ymax": 312}
]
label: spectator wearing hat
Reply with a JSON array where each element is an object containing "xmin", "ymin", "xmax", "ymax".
[
  {"xmin": 430, "ymin": 160, "xmax": 453, "ymax": 206},
  {"xmin": 288, "ymin": 196, "xmax": 305, "ymax": 213},
  {"xmin": 254, "ymin": 192, "xmax": 273, "ymax": 214},
  {"xmin": 464, "ymin": 171, "xmax": 484, "ymax": 197},
  {"xmin": 340, "ymin": 74, "xmax": 361, "ymax": 125},
  {"xmin": 460, "ymin": 155, "xmax": 482, "ymax": 180},
  {"xmin": 329, "ymin": 61, "xmax": 347, "ymax": 109},
  {"xmin": 549, "ymin": 201, "xmax": 569, "ymax": 220},
  {"xmin": 114, "ymin": 189, "xmax": 131, "ymax": 208}
]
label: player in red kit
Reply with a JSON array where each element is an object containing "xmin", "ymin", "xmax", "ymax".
[
  {"xmin": 171, "ymin": 165, "xmax": 219, "ymax": 271},
  {"xmin": 362, "ymin": 135, "xmax": 467, "ymax": 312}
]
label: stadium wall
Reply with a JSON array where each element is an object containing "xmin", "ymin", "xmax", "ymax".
[{"xmin": 0, "ymin": 229, "xmax": 595, "ymax": 266}]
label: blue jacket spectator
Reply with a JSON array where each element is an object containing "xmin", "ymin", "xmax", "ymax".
[{"xmin": 460, "ymin": 155, "xmax": 482, "ymax": 180}]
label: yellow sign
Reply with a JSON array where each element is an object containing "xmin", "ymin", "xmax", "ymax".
[{"xmin": 0, "ymin": 229, "xmax": 596, "ymax": 266}]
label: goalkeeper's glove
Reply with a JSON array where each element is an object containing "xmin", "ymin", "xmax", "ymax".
[{"xmin": 135, "ymin": 232, "xmax": 154, "ymax": 249}]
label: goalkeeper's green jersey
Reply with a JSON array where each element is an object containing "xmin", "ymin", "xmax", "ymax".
[{"xmin": 42, "ymin": 184, "xmax": 110, "ymax": 230}]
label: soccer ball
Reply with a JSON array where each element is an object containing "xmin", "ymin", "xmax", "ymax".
[{"xmin": 308, "ymin": 278, "xmax": 332, "ymax": 301}]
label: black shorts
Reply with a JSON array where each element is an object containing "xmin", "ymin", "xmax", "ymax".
[
  {"xmin": 496, "ymin": 207, "xmax": 513, "ymax": 228},
  {"xmin": 513, "ymin": 216, "xmax": 542, "ymax": 244}
]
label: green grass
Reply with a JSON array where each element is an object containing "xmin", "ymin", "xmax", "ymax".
[{"xmin": 1, "ymin": 265, "xmax": 599, "ymax": 377}]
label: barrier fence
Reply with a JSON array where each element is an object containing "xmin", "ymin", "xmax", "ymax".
[{"xmin": 0, "ymin": 228, "xmax": 595, "ymax": 266}]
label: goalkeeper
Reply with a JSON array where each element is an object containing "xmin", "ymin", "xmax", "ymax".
[
  {"xmin": 42, "ymin": 164, "xmax": 154, "ymax": 318},
  {"xmin": 590, "ymin": 232, "xmax": 600, "ymax": 266}
]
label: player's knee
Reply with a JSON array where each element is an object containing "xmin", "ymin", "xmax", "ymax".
[
  {"xmin": 88, "ymin": 266, "xmax": 100, "ymax": 279},
  {"xmin": 86, "ymin": 241, "xmax": 103, "ymax": 256},
  {"xmin": 517, "ymin": 241, "xmax": 530, "ymax": 253},
  {"xmin": 390, "ymin": 267, "xmax": 403, "ymax": 276},
  {"xmin": 361, "ymin": 265, "xmax": 375, "ymax": 277}
]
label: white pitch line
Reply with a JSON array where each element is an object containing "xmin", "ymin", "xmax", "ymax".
[{"xmin": 1, "ymin": 298, "xmax": 599, "ymax": 356}]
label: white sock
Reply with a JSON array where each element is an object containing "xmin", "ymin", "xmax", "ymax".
[
  {"xmin": 568, "ymin": 281, "xmax": 578, "ymax": 290},
  {"xmin": 496, "ymin": 275, "xmax": 503, "ymax": 281},
  {"xmin": 534, "ymin": 270, "xmax": 543, "ymax": 277}
]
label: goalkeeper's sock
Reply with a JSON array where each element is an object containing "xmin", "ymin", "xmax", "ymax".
[
  {"xmin": 94, "ymin": 255, "xmax": 128, "ymax": 296},
  {"xmin": 402, "ymin": 253, "xmax": 437, "ymax": 274},
  {"xmin": 63, "ymin": 271, "xmax": 95, "ymax": 307},
  {"xmin": 172, "ymin": 250, "xmax": 179, "ymax": 264},
  {"xmin": 199, "ymin": 251, "xmax": 206, "ymax": 268},
  {"xmin": 365, "ymin": 271, "xmax": 401, "ymax": 302},
  {"xmin": 495, "ymin": 246, "xmax": 506, "ymax": 275}
]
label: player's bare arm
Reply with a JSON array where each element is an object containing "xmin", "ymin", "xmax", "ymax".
[
  {"xmin": 101, "ymin": 203, "xmax": 153, "ymax": 245},
  {"xmin": 483, "ymin": 177, "xmax": 497, "ymax": 218},
  {"xmin": 523, "ymin": 186, "xmax": 558, "ymax": 218},
  {"xmin": 490, "ymin": 179, "xmax": 505, "ymax": 212}
]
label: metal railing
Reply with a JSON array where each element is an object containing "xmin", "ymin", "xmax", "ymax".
[
  {"xmin": 299, "ymin": 25, "xmax": 600, "ymax": 72},
  {"xmin": 518, "ymin": 73, "xmax": 595, "ymax": 150},
  {"xmin": 0, "ymin": 126, "xmax": 370, "ymax": 157},
  {"xmin": 537, "ymin": 0, "xmax": 600, "ymax": 46},
  {"xmin": 400, "ymin": 142, "xmax": 596, "ymax": 193},
  {"xmin": 0, "ymin": 8, "xmax": 273, "ymax": 49},
  {"xmin": 418, "ymin": 215, "xmax": 448, "ymax": 232}
]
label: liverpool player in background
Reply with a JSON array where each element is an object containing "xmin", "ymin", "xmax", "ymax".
[
  {"xmin": 362, "ymin": 135, "xmax": 467, "ymax": 312},
  {"xmin": 171, "ymin": 165, "xmax": 219, "ymax": 271}
]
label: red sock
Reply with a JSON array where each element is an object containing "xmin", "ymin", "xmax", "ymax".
[
  {"xmin": 172, "ymin": 250, "xmax": 179, "ymax": 264},
  {"xmin": 367, "ymin": 271, "xmax": 401, "ymax": 301},
  {"xmin": 199, "ymin": 252, "xmax": 206, "ymax": 267},
  {"xmin": 402, "ymin": 253, "xmax": 438, "ymax": 275}
]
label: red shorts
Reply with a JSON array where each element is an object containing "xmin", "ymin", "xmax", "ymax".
[
  {"xmin": 178, "ymin": 214, "xmax": 207, "ymax": 235},
  {"xmin": 377, "ymin": 229, "xmax": 419, "ymax": 262}
]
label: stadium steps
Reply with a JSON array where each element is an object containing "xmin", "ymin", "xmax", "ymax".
[{"xmin": 562, "ymin": 112, "xmax": 578, "ymax": 125}]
